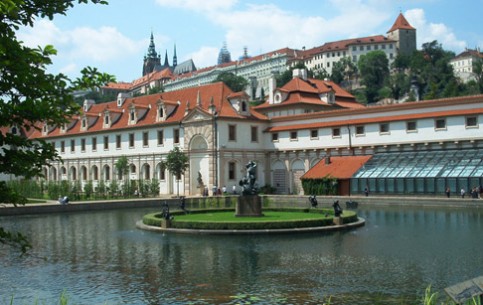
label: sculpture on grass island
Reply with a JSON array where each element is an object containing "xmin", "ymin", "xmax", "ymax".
[{"xmin": 239, "ymin": 161, "xmax": 258, "ymax": 195}]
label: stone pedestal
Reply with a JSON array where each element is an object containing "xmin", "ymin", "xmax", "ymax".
[
  {"xmin": 235, "ymin": 195, "xmax": 263, "ymax": 217},
  {"xmin": 161, "ymin": 219, "xmax": 171, "ymax": 228},
  {"xmin": 333, "ymin": 217, "xmax": 343, "ymax": 225}
]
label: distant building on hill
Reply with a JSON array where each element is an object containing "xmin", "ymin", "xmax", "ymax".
[{"xmin": 449, "ymin": 48, "xmax": 483, "ymax": 83}]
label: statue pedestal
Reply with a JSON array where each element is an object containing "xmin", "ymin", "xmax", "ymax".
[
  {"xmin": 235, "ymin": 195, "xmax": 263, "ymax": 217},
  {"xmin": 161, "ymin": 219, "xmax": 171, "ymax": 228},
  {"xmin": 333, "ymin": 217, "xmax": 343, "ymax": 226}
]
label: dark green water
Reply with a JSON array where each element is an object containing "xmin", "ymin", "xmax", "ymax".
[{"xmin": 1, "ymin": 205, "xmax": 482, "ymax": 304}]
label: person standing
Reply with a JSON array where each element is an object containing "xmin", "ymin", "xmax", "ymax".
[
  {"xmin": 364, "ymin": 187, "xmax": 369, "ymax": 197},
  {"xmin": 445, "ymin": 187, "xmax": 450, "ymax": 198},
  {"xmin": 460, "ymin": 188, "xmax": 465, "ymax": 198}
]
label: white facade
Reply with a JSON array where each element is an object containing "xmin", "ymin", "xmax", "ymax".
[{"xmin": 450, "ymin": 49, "xmax": 482, "ymax": 83}]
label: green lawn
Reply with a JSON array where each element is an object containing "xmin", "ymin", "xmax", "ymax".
[{"xmin": 173, "ymin": 211, "xmax": 332, "ymax": 223}]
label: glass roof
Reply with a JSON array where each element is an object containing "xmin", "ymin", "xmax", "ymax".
[{"xmin": 353, "ymin": 149, "xmax": 483, "ymax": 179}]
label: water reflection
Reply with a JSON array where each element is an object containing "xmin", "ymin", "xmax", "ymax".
[{"xmin": 1, "ymin": 206, "xmax": 482, "ymax": 305}]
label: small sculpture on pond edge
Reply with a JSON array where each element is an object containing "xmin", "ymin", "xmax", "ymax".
[
  {"xmin": 309, "ymin": 195, "xmax": 318, "ymax": 208},
  {"xmin": 161, "ymin": 201, "xmax": 173, "ymax": 220},
  {"xmin": 332, "ymin": 200, "xmax": 343, "ymax": 217}
]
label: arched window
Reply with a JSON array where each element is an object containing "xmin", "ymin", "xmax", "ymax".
[
  {"xmin": 104, "ymin": 165, "xmax": 110, "ymax": 181},
  {"xmin": 92, "ymin": 165, "xmax": 99, "ymax": 181},
  {"xmin": 81, "ymin": 166, "xmax": 87, "ymax": 180}
]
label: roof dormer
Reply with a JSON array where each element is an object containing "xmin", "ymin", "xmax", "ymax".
[
  {"xmin": 83, "ymin": 99, "xmax": 95, "ymax": 112},
  {"xmin": 42, "ymin": 122, "xmax": 55, "ymax": 136},
  {"xmin": 227, "ymin": 92, "xmax": 250, "ymax": 115},
  {"xmin": 117, "ymin": 92, "xmax": 130, "ymax": 108},
  {"xmin": 80, "ymin": 113, "xmax": 99, "ymax": 131}
]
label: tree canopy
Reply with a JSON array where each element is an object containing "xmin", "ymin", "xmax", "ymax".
[
  {"xmin": 0, "ymin": 0, "xmax": 112, "ymax": 252},
  {"xmin": 213, "ymin": 72, "xmax": 248, "ymax": 92},
  {"xmin": 163, "ymin": 147, "xmax": 189, "ymax": 197},
  {"xmin": 358, "ymin": 50, "xmax": 390, "ymax": 103}
]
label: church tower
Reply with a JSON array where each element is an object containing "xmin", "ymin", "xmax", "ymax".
[
  {"xmin": 217, "ymin": 42, "xmax": 232, "ymax": 65},
  {"xmin": 142, "ymin": 32, "xmax": 161, "ymax": 76},
  {"xmin": 387, "ymin": 13, "xmax": 417, "ymax": 56}
]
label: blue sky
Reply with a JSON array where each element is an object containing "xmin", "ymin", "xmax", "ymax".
[{"xmin": 17, "ymin": 0, "xmax": 483, "ymax": 83}]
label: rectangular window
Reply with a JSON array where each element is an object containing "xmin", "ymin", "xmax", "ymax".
[
  {"xmin": 174, "ymin": 128, "xmax": 180, "ymax": 144},
  {"xmin": 327, "ymin": 62, "xmax": 330, "ymax": 68},
  {"xmin": 228, "ymin": 162, "xmax": 236, "ymax": 180},
  {"xmin": 374, "ymin": 45, "xmax": 378, "ymax": 50},
  {"xmin": 116, "ymin": 134, "xmax": 121, "ymax": 149},
  {"xmin": 104, "ymin": 136, "xmax": 109, "ymax": 150},
  {"xmin": 228, "ymin": 125, "xmax": 236, "ymax": 141},
  {"xmin": 389, "ymin": 44, "xmax": 393, "ymax": 49},
  {"xmin": 290, "ymin": 131, "xmax": 298, "ymax": 140},
  {"xmin": 352, "ymin": 46, "xmax": 356, "ymax": 51},
  {"xmin": 92, "ymin": 137, "xmax": 97, "ymax": 151},
  {"xmin": 61, "ymin": 140, "xmax": 65, "ymax": 153},
  {"xmin": 129, "ymin": 133, "xmax": 135, "ymax": 148},
  {"xmin": 359, "ymin": 46, "xmax": 363, "ymax": 51},
  {"xmin": 272, "ymin": 133, "xmax": 279, "ymax": 142},
  {"xmin": 332, "ymin": 128, "xmax": 341, "ymax": 137},
  {"xmin": 355, "ymin": 125, "xmax": 365, "ymax": 136},
  {"xmin": 310, "ymin": 129, "xmax": 318, "ymax": 139},
  {"xmin": 366, "ymin": 45, "xmax": 371, "ymax": 50},
  {"xmin": 406, "ymin": 121, "xmax": 417, "ymax": 132},
  {"xmin": 352, "ymin": 55, "xmax": 357, "ymax": 62},
  {"xmin": 379, "ymin": 123, "xmax": 389, "ymax": 134},
  {"xmin": 160, "ymin": 168, "xmax": 166, "ymax": 180},
  {"xmin": 81, "ymin": 138, "xmax": 86, "ymax": 152},
  {"xmin": 381, "ymin": 44, "xmax": 386, "ymax": 49},
  {"xmin": 70, "ymin": 139, "xmax": 75, "ymax": 152},
  {"xmin": 435, "ymin": 118, "xmax": 446, "ymax": 130},
  {"xmin": 157, "ymin": 130, "xmax": 164, "ymax": 145},
  {"xmin": 251, "ymin": 126, "xmax": 258, "ymax": 142},
  {"xmin": 143, "ymin": 131, "xmax": 149, "ymax": 147},
  {"xmin": 466, "ymin": 116, "xmax": 477, "ymax": 128}
]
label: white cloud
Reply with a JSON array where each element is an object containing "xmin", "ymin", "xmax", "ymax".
[
  {"xmin": 188, "ymin": 46, "xmax": 220, "ymax": 69},
  {"xmin": 405, "ymin": 8, "xmax": 466, "ymax": 51},
  {"xmin": 68, "ymin": 26, "xmax": 144, "ymax": 62},
  {"xmin": 155, "ymin": 0, "xmax": 237, "ymax": 12},
  {"xmin": 17, "ymin": 19, "xmax": 68, "ymax": 47}
]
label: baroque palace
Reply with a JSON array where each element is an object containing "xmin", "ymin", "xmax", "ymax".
[
  {"xmin": 28, "ymin": 69, "xmax": 483, "ymax": 196},
  {"xmin": 4, "ymin": 13, "xmax": 482, "ymax": 196}
]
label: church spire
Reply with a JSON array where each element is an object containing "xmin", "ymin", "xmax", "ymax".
[
  {"xmin": 164, "ymin": 50, "xmax": 170, "ymax": 67},
  {"xmin": 173, "ymin": 44, "xmax": 178, "ymax": 67},
  {"xmin": 147, "ymin": 31, "xmax": 157, "ymax": 58}
]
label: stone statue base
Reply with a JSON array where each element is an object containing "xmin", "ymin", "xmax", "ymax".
[
  {"xmin": 235, "ymin": 195, "xmax": 263, "ymax": 217},
  {"xmin": 333, "ymin": 217, "xmax": 343, "ymax": 226},
  {"xmin": 161, "ymin": 219, "xmax": 171, "ymax": 228}
]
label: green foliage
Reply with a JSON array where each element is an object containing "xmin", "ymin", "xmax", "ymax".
[
  {"xmin": 301, "ymin": 177, "xmax": 338, "ymax": 195},
  {"xmin": 109, "ymin": 179, "xmax": 119, "ymax": 197},
  {"xmin": 84, "ymin": 180, "xmax": 93, "ymax": 199},
  {"xmin": 358, "ymin": 50, "xmax": 390, "ymax": 103},
  {"xmin": 164, "ymin": 147, "xmax": 189, "ymax": 197},
  {"xmin": 259, "ymin": 184, "xmax": 276, "ymax": 194},
  {"xmin": 213, "ymin": 72, "xmax": 248, "ymax": 92},
  {"xmin": 97, "ymin": 179, "xmax": 107, "ymax": 199},
  {"xmin": 0, "ymin": 0, "xmax": 112, "ymax": 207},
  {"xmin": 4, "ymin": 180, "xmax": 42, "ymax": 200},
  {"xmin": 149, "ymin": 178, "xmax": 160, "ymax": 197}
]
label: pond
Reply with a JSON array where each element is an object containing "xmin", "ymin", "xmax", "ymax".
[{"xmin": 1, "ymin": 205, "xmax": 482, "ymax": 304}]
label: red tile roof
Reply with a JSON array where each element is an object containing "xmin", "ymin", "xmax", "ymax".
[
  {"xmin": 387, "ymin": 13, "xmax": 415, "ymax": 33},
  {"xmin": 254, "ymin": 77, "xmax": 361, "ymax": 110},
  {"xmin": 267, "ymin": 107, "xmax": 483, "ymax": 132},
  {"xmin": 30, "ymin": 82, "xmax": 266, "ymax": 140},
  {"xmin": 302, "ymin": 155, "xmax": 372, "ymax": 179}
]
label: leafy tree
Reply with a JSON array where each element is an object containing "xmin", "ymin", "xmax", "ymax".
[
  {"xmin": 472, "ymin": 57, "xmax": 483, "ymax": 93},
  {"xmin": 115, "ymin": 155, "xmax": 129, "ymax": 196},
  {"xmin": 0, "ymin": 0, "xmax": 111, "ymax": 253},
  {"xmin": 213, "ymin": 72, "xmax": 248, "ymax": 92},
  {"xmin": 164, "ymin": 147, "xmax": 189, "ymax": 198},
  {"xmin": 330, "ymin": 57, "xmax": 358, "ymax": 90},
  {"xmin": 358, "ymin": 51, "xmax": 389, "ymax": 103},
  {"xmin": 409, "ymin": 40, "xmax": 457, "ymax": 100}
]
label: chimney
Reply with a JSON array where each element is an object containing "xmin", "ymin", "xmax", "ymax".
[
  {"xmin": 292, "ymin": 68, "xmax": 307, "ymax": 80},
  {"xmin": 268, "ymin": 74, "xmax": 277, "ymax": 104}
]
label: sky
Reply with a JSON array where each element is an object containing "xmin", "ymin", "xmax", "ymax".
[{"xmin": 17, "ymin": 0, "xmax": 483, "ymax": 83}]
